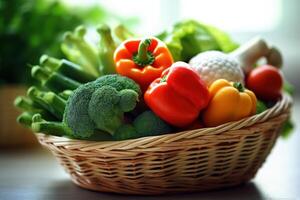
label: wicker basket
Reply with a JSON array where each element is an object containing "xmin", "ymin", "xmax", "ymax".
[{"xmin": 37, "ymin": 93, "xmax": 292, "ymax": 195}]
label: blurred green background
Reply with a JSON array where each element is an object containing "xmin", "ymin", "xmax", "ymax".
[{"xmin": 0, "ymin": 0, "xmax": 131, "ymax": 85}]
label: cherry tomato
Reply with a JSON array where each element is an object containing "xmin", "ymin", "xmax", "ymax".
[{"xmin": 246, "ymin": 65, "xmax": 283, "ymax": 101}]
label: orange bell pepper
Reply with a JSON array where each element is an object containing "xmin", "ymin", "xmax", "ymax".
[
  {"xmin": 114, "ymin": 37, "xmax": 173, "ymax": 91},
  {"xmin": 203, "ymin": 79, "xmax": 257, "ymax": 127}
]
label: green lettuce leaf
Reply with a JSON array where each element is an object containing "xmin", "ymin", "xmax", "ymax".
[{"xmin": 157, "ymin": 20, "xmax": 238, "ymax": 62}]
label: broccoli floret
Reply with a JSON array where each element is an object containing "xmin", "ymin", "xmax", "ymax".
[
  {"xmin": 118, "ymin": 89, "xmax": 139, "ymax": 112},
  {"xmin": 63, "ymin": 82, "xmax": 96, "ymax": 138},
  {"xmin": 94, "ymin": 74, "xmax": 141, "ymax": 95},
  {"xmin": 88, "ymin": 85, "xmax": 139, "ymax": 134},
  {"xmin": 133, "ymin": 111, "xmax": 172, "ymax": 136},
  {"xmin": 88, "ymin": 85, "xmax": 122, "ymax": 134},
  {"xmin": 113, "ymin": 111, "xmax": 172, "ymax": 140},
  {"xmin": 63, "ymin": 74, "xmax": 141, "ymax": 138},
  {"xmin": 114, "ymin": 124, "xmax": 139, "ymax": 140}
]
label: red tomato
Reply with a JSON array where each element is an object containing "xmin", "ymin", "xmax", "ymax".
[{"xmin": 246, "ymin": 65, "xmax": 283, "ymax": 101}]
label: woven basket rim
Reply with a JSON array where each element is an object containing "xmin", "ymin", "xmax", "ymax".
[{"xmin": 37, "ymin": 93, "xmax": 292, "ymax": 151}]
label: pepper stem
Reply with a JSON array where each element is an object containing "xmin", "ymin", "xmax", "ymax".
[
  {"xmin": 133, "ymin": 39, "xmax": 154, "ymax": 66},
  {"xmin": 160, "ymin": 75, "xmax": 167, "ymax": 83},
  {"xmin": 233, "ymin": 82, "xmax": 245, "ymax": 92}
]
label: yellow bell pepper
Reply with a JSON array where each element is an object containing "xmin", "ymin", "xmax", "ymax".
[{"xmin": 203, "ymin": 79, "xmax": 257, "ymax": 127}]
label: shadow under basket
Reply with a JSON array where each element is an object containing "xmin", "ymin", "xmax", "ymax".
[{"xmin": 37, "ymin": 94, "xmax": 292, "ymax": 195}]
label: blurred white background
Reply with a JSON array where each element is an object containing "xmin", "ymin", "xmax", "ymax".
[{"xmin": 64, "ymin": 0, "xmax": 300, "ymax": 93}]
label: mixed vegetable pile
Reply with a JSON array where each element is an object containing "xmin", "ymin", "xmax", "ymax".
[{"xmin": 14, "ymin": 20, "xmax": 294, "ymax": 141}]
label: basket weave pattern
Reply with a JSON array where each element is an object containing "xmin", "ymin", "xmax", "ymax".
[{"xmin": 37, "ymin": 94, "xmax": 292, "ymax": 194}]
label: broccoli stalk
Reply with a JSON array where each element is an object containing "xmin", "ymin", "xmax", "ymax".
[
  {"xmin": 31, "ymin": 114, "xmax": 71, "ymax": 136},
  {"xmin": 40, "ymin": 55, "xmax": 97, "ymax": 83},
  {"xmin": 17, "ymin": 112, "xmax": 34, "ymax": 128},
  {"xmin": 97, "ymin": 24, "xmax": 117, "ymax": 75},
  {"xmin": 14, "ymin": 96, "xmax": 54, "ymax": 120},
  {"xmin": 27, "ymin": 87, "xmax": 66, "ymax": 120},
  {"xmin": 114, "ymin": 111, "xmax": 172, "ymax": 140},
  {"xmin": 63, "ymin": 74, "xmax": 141, "ymax": 139},
  {"xmin": 58, "ymin": 90, "xmax": 74, "ymax": 101},
  {"xmin": 31, "ymin": 65, "xmax": 81, "ymax": 93},
  {"xmin": 14, "ymin": 96, "xmax": 42, "ymax": 113},
  {"xmin": 61, "ymin": 26, "xmax": 100, "ymax": 76}
]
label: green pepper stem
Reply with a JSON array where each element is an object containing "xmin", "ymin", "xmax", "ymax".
[
  {"xmin": 133, "ymin": 39, "xmax": 154, "ymax": 66},
  {"xmin": 160, "ymin": 75, "xmax": 167, "ymax": 83},
  {"xmin": 233, "ymin": 82, "xmax": 245, "ymax": 92},
  {"xmin": 137, "ymin": 39, "xmax": 151, "ymax": 62}
]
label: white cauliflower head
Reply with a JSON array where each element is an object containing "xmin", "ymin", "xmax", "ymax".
[{"xmin": 189, "ymin": 51, "xmax": 244, "ymax": 86}]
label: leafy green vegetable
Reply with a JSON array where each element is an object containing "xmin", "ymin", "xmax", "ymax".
[
  {"xmin": 281, "ymin": 80, "xmax": 295, "ymax": 138},
  {"xmin": 281, "ymin": 119, "xmax": 294, "ymax": 138},
  {"xmin": 0, "ymin": 0, "xmax": 110, "ymax": 85},
  {"xmin": 283, "ymin": 80, "xmax": 295, "ymax": 96},
  {"xmin": 203, "ymin": 24, "xmax": 239, "ymax": 53},
  {"xmin": 256, "ymin": 100, "xmax": 268, "ymax": 114},
  {"xmin": 157, "ymin": 20, "xmax": 238, "ymax": 62}
]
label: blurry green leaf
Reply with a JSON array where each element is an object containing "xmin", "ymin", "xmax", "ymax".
[
  {"xmin": 204, "ymin": 24, "xmax": 239, "ymax": 53},
  {"xmin": 256, "ymin": 100, "xmax": 268, "ymax": 114},
  {"xmin": 157, "ymin": 20, "xmax": 237, "ymax": 62},
  {"xmin": 283, "ymin": 80, "xmax": 295, "ymax": 96},
  {"xmin": 281, "ymin": 119, "xmax": 294, "ymax": 139}
]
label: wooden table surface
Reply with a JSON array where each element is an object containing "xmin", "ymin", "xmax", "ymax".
[{"xmin": 1, "ymin": 101, "xmax": 299, "ymax": 200}]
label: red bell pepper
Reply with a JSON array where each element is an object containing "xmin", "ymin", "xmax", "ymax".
[{"xmin": 144, "ymin": 62, "xmax": 209, "ymax": 127}]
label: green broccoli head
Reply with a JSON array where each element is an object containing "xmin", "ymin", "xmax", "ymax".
[
  {"xmin": 113, "ymin": 124, "xmax": 138, "ymax": 141},
  {"xmin": 113, "ymin": 111, "xmax": 172, "ymax": 140},
  {"xmin": 63, "ymin": 74, "xmax": 141, "ymax": 138},
  {"xmin": 118, "ymin": 89, "xmax": 139, "ymax": 112},
  {"xmin": 133, "ymin": 111, "xmax": 172, "ymax": 137},
  {"xmin": 63, "ymin": 82, "xmax": 96, "ymax": 138},
  {"xmin": 88, "ymin": 85, "xmax": 139, "ymax": 134},
  {"xmin": 94, "ymin": 74, "xmax": 141, "ymax": 95}
]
